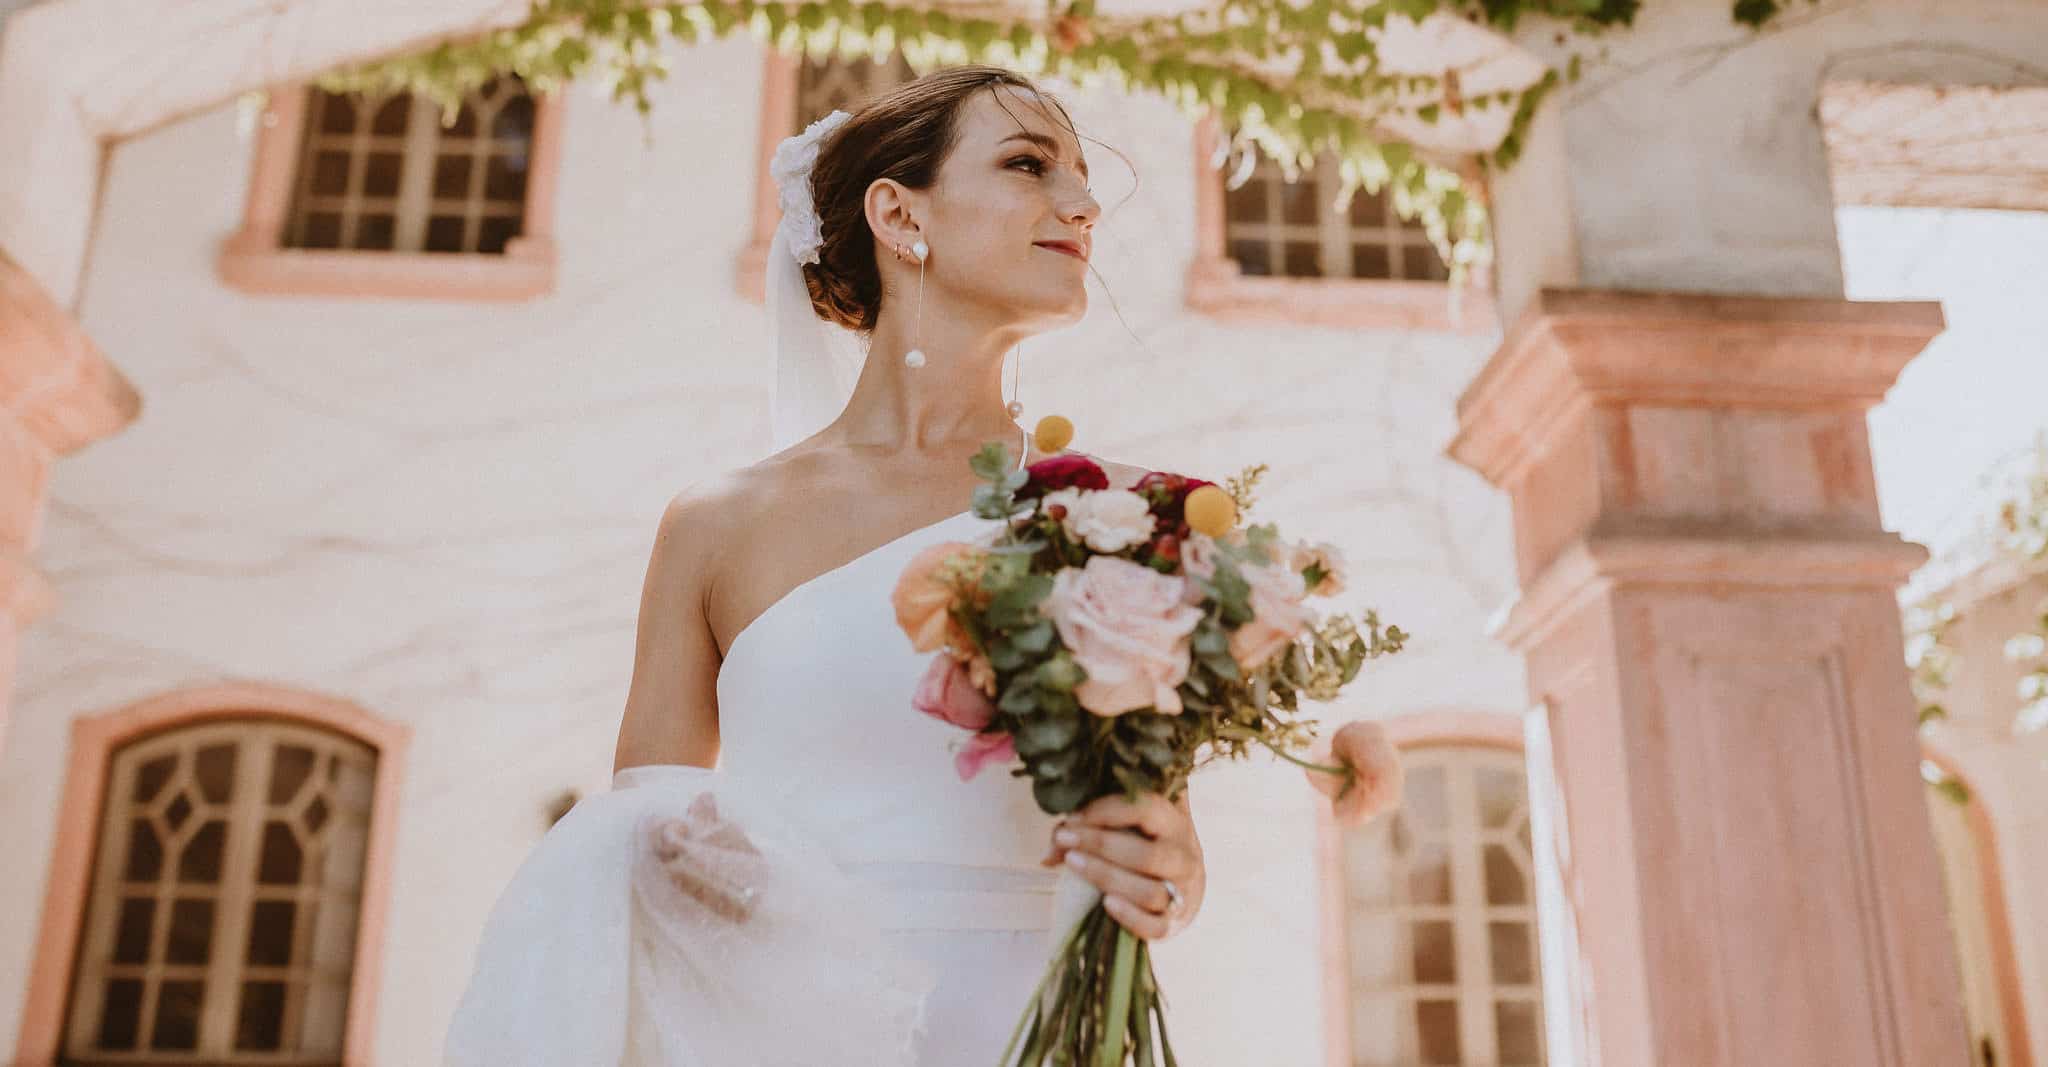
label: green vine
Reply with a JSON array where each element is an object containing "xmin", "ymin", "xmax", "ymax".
[
  {"xmin": 312, "ymin": 0, "xmax": 1801, "ymax": 276},
  {"xmin": 1903, "ymin": 436, "xmax": 2048, "ymax": 806}
]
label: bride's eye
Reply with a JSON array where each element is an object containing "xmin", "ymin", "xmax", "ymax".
[{"xmin": 1007, "ymin": 155, "xmax": 1048, "ymax": 176}]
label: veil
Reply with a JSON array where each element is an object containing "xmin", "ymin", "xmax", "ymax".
[{"xmin": 767, "ymin": 223, "xmax": 865, "ymax": 451}]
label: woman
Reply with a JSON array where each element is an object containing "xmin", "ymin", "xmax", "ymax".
[{"xmin": 444, "ymin": 67, "xmax": 1209, "ymax": 1065}]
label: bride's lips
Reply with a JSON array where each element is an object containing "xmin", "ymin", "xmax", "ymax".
[{"xmin": 1034, "ymin": 240, "xmax": 1088, "ymax": 262}]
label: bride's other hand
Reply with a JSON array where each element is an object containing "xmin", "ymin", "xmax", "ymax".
[
  {"xmin": 648, "ymin": 792, "xmax": 765, "ymax": 924},
  {"xmin": 1040, "ymin": 790, "xmax": 1205, "ymax": 941}
]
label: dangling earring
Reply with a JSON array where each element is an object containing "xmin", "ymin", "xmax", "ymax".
[
  {"xmin": 1007, "ymin": 340, "xmax": 1024, "ymax": 418},
  {"xmin": 902, "ymin": 235, "xmax": 929, "ymax": 369}
]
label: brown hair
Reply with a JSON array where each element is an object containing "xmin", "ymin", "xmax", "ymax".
[{"xmin": 801, "ymin": 65, "xmax": 1089, "ymax": 332}]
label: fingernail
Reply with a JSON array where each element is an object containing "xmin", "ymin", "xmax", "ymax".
[
  {"xmin": 1054, "ymin": 828, "xmax": 1078, "ymax": 847},
  {"xmin": 1065, "ymin": 850, "xmax": 1087, "ymax": 871}
]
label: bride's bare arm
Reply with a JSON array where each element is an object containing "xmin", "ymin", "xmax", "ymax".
[{"xmin": 613, "ymin": 486, "xmax": 729, "ymax": 775}]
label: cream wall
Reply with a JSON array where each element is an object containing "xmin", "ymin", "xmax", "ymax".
[{"xmin": 0, "ymin": 34, "xmax": 1524, "ymax": 1066}]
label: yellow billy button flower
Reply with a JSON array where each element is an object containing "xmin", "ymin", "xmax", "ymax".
[
  {"xmin": 1033, "ymin": 414, "xmax": 1074, "ymax": 454},
  {"xmin": 1184, "ymin": 485, "xmax": 1236, "ymax": 537}
]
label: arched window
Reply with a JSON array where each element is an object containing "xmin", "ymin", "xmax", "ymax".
[
  {"xmin": 59, "ymin": 719, "xmax": 377, "ymax": 1062},
  {"xmin": 1340, "ymin": 744, "xmax": 1547, "ymax": 1066},
  {"xmin": 1924, "ymin": 777, "xmax": 2020, "ymax": 1067},
  {"xmin": 795, "ymin": 48, "xmax": 915, "ymax": 128}
]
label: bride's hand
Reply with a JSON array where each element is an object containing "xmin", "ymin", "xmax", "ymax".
[
  {"xmin": 1041, "ymin": 790, "xmax": 1205, "ymax": 941},
  {"xmin": 648, "ymin": 792, "xmax": 765, "ymax": 923}
]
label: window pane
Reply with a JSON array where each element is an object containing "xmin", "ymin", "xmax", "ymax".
[
  {"xmin": 426, "ymin": 215, "xmax": 468, "ymax": 253},
  {"xmin": 1497, "ymin": 999, "xmax": 1543, "ymax": 1063},
  {"xmin": 478, "ymin": 215, "xmax": 522, "ymax": 255},
  {"xmin": 97, "ymin": 977, "xmax": 144, "ymax": 1050},
  {"xmin": 309, "ymin": 151, "xmax": 351, "ymax": 196},
  {"xmin": 1416, "ymin": 999, "xmax": 1462, "ymax": 1064},
  {"xmin": 178, "ymin": 818, "xmax": 226, "ymax": 884},
  {"xmin": 124, "ymin": 819, "xmax": 163, "ymax": 881},
  {"xmin": 258, "ymin": 821, "xmax": 303, "ymax": 884},
  {"xmin": 112, "ymin": 897, "xmax": 154, "ymax": 963},
  {"xmin": 194, "ymin": 744, "xmax": 237, "ymax": 803},
  {"xmin": 151, "ymin": 979, "xmax": 203, "ymax": 1050},
  {"xmin": 1347, "ymin": 184, "xmax": 1390, "ymax": 227},
  {"xmin": 1282, "ymin": 241, "xmax": 1320, "ymax": 277},
  {"xmin": 164, "ymin": 897, "xmax": 214, "ymax": 964},
  {"xmin": 362, "ymin": 151, "xmax": 402, "ymax": 197},
  {"xmin": 1223, "ymin": 176, "xmax": 1268, "ymax": 225},
  {"xmin": 484, "ymin": 152, "xmax": 529, "ymax": 201},
  {"xmin": 1485, "ymin": 843, "xmax": 1527, "ymax": 905},
  {"xmin": 249, "ymin": 899, "xmax": 297, "ymax": 966},
  {"xmin": 1406, "ymin": 766, "xmax": 1449, "ymax": 831},
  {"xmin": 1404, "ymin": 242, "xmax": 1451, "ymax": 281},
  {"xmin": 370, "ymin": 94, "xmax": 410, "ymax": 136},
  {"xmin": 236, "ymin": 979, "xmax": 289, "ymax": 1051},
  {"xmin": 1408, "ymin": 837, "xmax": 1451, "ymax": 905},
  {"xmin": 1226, "ymin": 237, "xmax": 1271, "ymax": 277},
  {"xmin": 355, "ymin": 213, "xmax": 396, "ymax": 252},
  {"xmin": 134, "ymin": 754, "xmax": 176, "ymax": 803},
  {"xmin": 316, "ymin": 93, "xmax": 356, "ymax": 134},
  {"xmin": 433, "ymin": 155, "xmax": 472, "ymax": 199},
  {"xmin": 1411, "ymin": 919, "xmax": 1455, "ymax": 983},
  {"xmin": 271, "ymin": 744, "xmax": 316, "ymax": 805},
  {"xmin": 1278, "ymin": 171, "xmax": 1318, "ymax": 225},
  {"xmin": 301, "ymin": 212, "xmax": 343, "ymax": 250},
  {"xmin": 1350, "ymin": 243, "xmax": 1393, "ymax": 279},
  {"xmin": 492, "ymin": 91, "xmax": 535, "ymax": 142},
  {"xmin": 1490, "ymin": 919, "xmax": 1535, "ymax": 984}
]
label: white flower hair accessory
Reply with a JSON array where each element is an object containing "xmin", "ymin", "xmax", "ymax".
[{"xmin": 769, "ymin": 109, "xmax": 854, "ymax": 266}]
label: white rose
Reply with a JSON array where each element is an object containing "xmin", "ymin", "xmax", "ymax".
[{"xmin": 1043, "ymin": 488, "xmax": 1157, "ymax": 553}]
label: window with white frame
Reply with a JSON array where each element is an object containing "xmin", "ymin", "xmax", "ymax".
[
  {"xmin": 795, "ymin": 49, "xmax": 916, "ymax": 128},
  {"xmin": 62, "ymin": 720, "xmax": 377, "ymax": 1063},
  {"xmin": 284, "ymin": 74, "xmax": 538, "ymax": 255},
  {"xmin": 1222, "ymin": 146, "xmax": 1450, "ymax": 283},
  {"xmin": 1924, "ymin": 782, "xmax": 2014, "ymax": 1067},
  {"xmin": 1341, "ymin": 745, "xmax": 1547, "ymax": 1066}
]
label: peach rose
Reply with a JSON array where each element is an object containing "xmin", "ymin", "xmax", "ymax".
[
  {"xmin": 1229, "ymin": 559, "xmax": 1315, "ymax": 671},
  {"xmin": 913, "ymin": 653, "xmax": 997, "ymax": 731},
  {"xmin": 891, "ymin": 541, "xmax": 982, "ymax": 653},
  {"xmin": 1303, "ymin": 721, "xmax": 1404, "ymax": 827},
  {"xmin": 1290, "ymin": 540, "xmax": 1348, "ymax": 597},
  {"xmin": 1043, "ymin": 555, "xmax": 1204, "ymax": 716}
]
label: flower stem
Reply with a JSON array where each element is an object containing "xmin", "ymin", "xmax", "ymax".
[
  {"xmin": 1253, "ymin": 733, "xmax": 1349, "ymax": 777},
  {"xmin": 1096, "ymin": 925, "xmax": 1139, "ymax": 1067}
]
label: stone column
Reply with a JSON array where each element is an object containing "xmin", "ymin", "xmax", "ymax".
[
  {"xmin": 1449, "ymin": 288, "xmax": 1971, "ymax": 1066},
  {"xmin": 0, "ymin": 249, "xmax": 139, "ymax": 751}
]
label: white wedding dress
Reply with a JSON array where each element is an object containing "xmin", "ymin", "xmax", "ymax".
[{"xmin": 444, "ymin": 508, "xmax": 1080, "ymax": 1066}]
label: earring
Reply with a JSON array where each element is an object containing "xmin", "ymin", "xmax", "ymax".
[
  {"xmin": 903, "ymin": 235, "xmax": 928, "ymax": 369},
  {"xmin": 1007, "ymin": 340, "xmax": 1024, "ymax": 418}
]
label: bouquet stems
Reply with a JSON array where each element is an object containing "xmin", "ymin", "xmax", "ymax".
[{"xmin": 1000, "ymin": 896, "xmax": 1173, "ymax": 1066}]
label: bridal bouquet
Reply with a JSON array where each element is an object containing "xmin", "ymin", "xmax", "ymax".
[{"xmin": 890, "ymin": 439, "xmax": 1407, "ymax": 1067}]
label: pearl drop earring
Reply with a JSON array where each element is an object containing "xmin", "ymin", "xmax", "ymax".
[
  {"xmin": 1007, "ymin": 340, "xmax": 1024, "ymax": 418},
  {"xmin": 903, "ymin": 236, "xmax": 929, "ymax": 369}
]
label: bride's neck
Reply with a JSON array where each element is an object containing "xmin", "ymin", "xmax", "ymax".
[{"xmin": 834, "ymin": 306, "xmax": 1027, "ymax": 451}]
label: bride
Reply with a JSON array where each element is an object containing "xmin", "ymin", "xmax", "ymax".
[{"xmin": 444, "ymin": 66, "xmax": 1210, "ymax": 1065}]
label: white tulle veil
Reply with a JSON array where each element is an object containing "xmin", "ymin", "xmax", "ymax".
[{"xmin": 767, "ymin": 109, "xmax": 865, "ymax": 452}]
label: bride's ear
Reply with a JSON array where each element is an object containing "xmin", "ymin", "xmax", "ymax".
[{"xmin": 864, "ymin": 178, "xmax": 924, "ymax": 262}]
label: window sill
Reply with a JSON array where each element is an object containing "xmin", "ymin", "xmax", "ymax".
[
  {"xmin": 1183, "ymin": 256, "xmax": 1496, "ymax": 334},
  {"xmin": 216, "ymin": 232, "xmax": 557, "ymax": 302}
]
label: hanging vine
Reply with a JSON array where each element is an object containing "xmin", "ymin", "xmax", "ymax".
[
  {"xmin": 312, "ymin": 0, "xmax": 1808, "ymax": 276},
  {"xmin": 1902, "ymin": 437, "xmax": 2048, "ymax": 806}
]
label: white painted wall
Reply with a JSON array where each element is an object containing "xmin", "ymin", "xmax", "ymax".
[{"xmin": 0, "ymin": 33, "xmax": 1523, "ymax": 1065}]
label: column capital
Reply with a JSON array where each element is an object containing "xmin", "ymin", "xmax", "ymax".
[{"xmin": 1451, "ymin": 288, "xmax": 1943, "ymax": 488}]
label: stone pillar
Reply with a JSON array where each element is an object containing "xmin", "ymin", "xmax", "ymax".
[
  {"xmin": 0, "ymin": 249, "xmax": 139, "ymax": 751},
  {"xmin": 1449, "ymin": 288, "xmax": 1971, "ymax": 1066}
]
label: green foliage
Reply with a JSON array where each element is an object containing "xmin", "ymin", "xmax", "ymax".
[{"xmin": 313, "ymin": 0, "xmax": 1802, "ymax": 278}]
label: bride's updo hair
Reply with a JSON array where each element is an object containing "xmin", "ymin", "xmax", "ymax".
[{"xmin": 802, "ymin": 65, "xmax": 1081, "ymax": 333}]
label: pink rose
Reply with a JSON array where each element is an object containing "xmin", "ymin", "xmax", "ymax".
[
  {"xmin": 1303, "ymin": 721, "xmax": 1403, "ymax": 827},
  {"xmin": 913, "ymin": 654, "xmax": 997, "ymax": 730},
  {"xmin": 955, "ymin": 730, "xmax": 1017, "ymax": 781},
  {"xmin": 1043, "ymin": 555, "xmax": 1205, "ymax": 716},
  {"xmin": 1229, "ymin": 560, "xmax": 1314, "ymax": 671}
]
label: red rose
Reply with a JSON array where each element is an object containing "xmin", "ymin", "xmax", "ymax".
[
  {"xmin": 1018, "ymin": 454, "xmax": 1110, "ymax": 500},
  {"xmin": 1132, "ymin": 471, "xmax": 1215, "ymax": 522}
]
